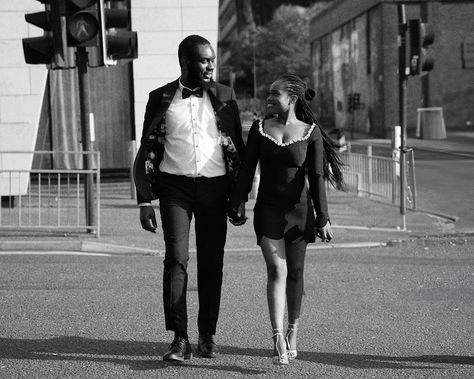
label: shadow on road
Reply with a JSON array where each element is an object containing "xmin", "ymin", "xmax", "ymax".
[{"xmin": 1, "ymin": 336, "xmax": 473, "ymax": 372}]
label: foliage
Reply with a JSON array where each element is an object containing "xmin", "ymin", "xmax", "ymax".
[
  {"xmin": 249, "ymin": 0, "xmax": 321, "ymax": 25},
  {"xmin": 227, "ymin": 5, "xmax": 312, "ymax": 99}
]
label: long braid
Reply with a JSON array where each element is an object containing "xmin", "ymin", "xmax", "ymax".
[
  {"xmin": 298, "ymin": 100, "xmax": 344, "ymax": 187},
  {"xmin": 279, "ymin": 74, "xmax": 344, "ymax": 188}
]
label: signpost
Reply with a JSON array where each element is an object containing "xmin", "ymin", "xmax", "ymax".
[
  {"xmin": 398, "ymin": 3, "xmax": 435, "ymax": 230},
  {"xmin": 398, "ymin": 4, "xmax": 408, "ymax": 231}
]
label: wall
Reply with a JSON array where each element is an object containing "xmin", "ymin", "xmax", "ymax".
[
  {"xmin": 429, "ymin": 1, "xmax": 474, "ymax": 128},
  {"xmin": 310, "ymin": 0, "xmax": 474, "ymax": 137},
  {"xmin": 311, "ymin": 7, "xmax": 383, "ymax": 136},
  {"xmin": 0, "ymin": 0, "xmax": 219, "ymax": 174},
  {"xmin": 132, "ymin": 0, "xmax": 219, "ymax": 141},
  {"xmin": 0, "ymin": 1, "xmax": 46, "ymax": 195}
]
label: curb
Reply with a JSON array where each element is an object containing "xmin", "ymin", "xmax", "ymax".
[
  {"xmin": 410, "ymin": 146, "xmax": 474, "ymax": 159},
  {"xmin": 412, "ymin": 208, "xmax": 459, "ymax": 223},
  {"xmin": 0, "ymin": 240, "xmax": 387, "ymax": 256},
  {"xmin": 332, "ymin": 224, "xmax": 409, "ymax": 232},
  {"xmin": 0, "ymin": 240, "xmax": 159, "ymax": 256}
]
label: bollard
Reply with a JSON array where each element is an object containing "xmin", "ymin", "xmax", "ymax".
[
  {"xmin": 416, "ymin": 107, "xmax": 447, "ymax": 139},
  {"xmin": 392, "ymin": 125, "xmax": 401, "ymax": 177},
  {"xmin": 392, "ymin": 126, "xmax": 401, "ymax": 204}
]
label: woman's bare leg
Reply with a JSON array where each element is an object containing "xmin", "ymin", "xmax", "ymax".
[
  {"xmin": 260, "ymin": 236, "xmax": 288, "ymax": 358},
  {"xmin": 285, "ymin": 239, "xmax": 307, "ymax": 355}
]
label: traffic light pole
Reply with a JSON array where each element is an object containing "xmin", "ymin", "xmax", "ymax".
[
  {"xmin": 398, "ymin": 4, "xmax": 407, "ymax": 231},
  {"xmin": 76, "ymin": 46, "xmax": 97, "ymax": 233}
]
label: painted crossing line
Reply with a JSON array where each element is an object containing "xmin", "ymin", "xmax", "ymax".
[{"xmin": 0, "ymin": 251, "xmax": 111, "ymax": 256}]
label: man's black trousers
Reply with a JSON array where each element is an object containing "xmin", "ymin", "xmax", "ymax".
[{"xmin": 158, "ymin": 173, "xmax": 228, "ymax": 335}]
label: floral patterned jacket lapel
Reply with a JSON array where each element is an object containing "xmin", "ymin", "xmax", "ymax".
[
  {"xmin": 207, "ymin": 87, "xmax": 242, "ymax": 186},
  {"xmin": 134, "ymin": 80, "xmax": 243, "ymax": 202}
]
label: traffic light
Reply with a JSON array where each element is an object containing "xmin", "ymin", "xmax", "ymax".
[
  {"xmin": 65, "ymin": 0, "xmax": 101, "ymax": 47},
  {"xmin": 23, "ymin": 0, "xmax": 74, "ymax": 68},
  {"xmin": 99, "ymin": 0, "xmax": 138, "ymax": 64},
  {"xmin": 352, "ymin": 93, "xmax": 361, "ymax": 110},
  {"xmin": 408, "ymin": 18, "xmax": 434, "ymax": 76},
  {"xmin": 347, "ymin": 92, "xmax": 361, "ymax": 112},
  {"xmin": 23, "ymin": 0, "xmax": 137, "ymax": 67},
  {"xmin": 23, "ymin": 0, "xmax": 55, "ymax": 64}
]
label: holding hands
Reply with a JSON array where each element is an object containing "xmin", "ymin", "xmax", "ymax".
[{"xmin": 227, "ymin": 202, "xmax": 247, "ymax": 226}]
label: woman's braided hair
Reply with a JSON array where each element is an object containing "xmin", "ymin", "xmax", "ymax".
[{"xmin": 277, "ymin": 74, "xmax": 344, "ymax": 188}]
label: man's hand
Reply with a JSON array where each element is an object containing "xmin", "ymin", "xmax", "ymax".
[
  {"xmin": 315, "ymin": 220, "xmax": 333, "ymax": 242},
  {"xmin": 140, "ymin": 205, "xmax": 157, "ymax": 233}
]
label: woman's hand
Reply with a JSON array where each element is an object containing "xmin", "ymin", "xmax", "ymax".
[{"xmin": 315, "ymin": 220, "xmax": 333, "ymax": 242}]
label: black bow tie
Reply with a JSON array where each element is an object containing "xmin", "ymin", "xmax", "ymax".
[{"xmin": 182, "ymin": 87, "xmax": 203, "ymax": 99}]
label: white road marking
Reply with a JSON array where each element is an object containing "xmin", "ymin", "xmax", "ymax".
[{"xmin": 0, "ymin": 251, "xmax": 111, "ymax": 256}]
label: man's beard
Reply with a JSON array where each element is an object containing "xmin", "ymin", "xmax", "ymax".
[
  {"xmin": 200, "ymin": 78, "xmax": 214, "ymax": 91},
  {"xmin": 188, "ymin": 68, "xmax": 214, "ymax": 90}
]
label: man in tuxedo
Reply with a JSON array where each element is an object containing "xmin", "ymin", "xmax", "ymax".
[{"xmin": 134, "ymin": 35, "xmax": 245, "ymax": 362}]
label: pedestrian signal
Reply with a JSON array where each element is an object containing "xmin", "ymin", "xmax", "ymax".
[
  {"xmin": 408, "ymin": 18, "xmax": 435, "ymax": 76},
  {"xmin": 66, "ymin": 0, "xmax": 101, "ymax": 47}
]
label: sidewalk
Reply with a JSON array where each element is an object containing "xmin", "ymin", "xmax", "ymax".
[
  {"xmin": 0, "ymin": 180, "xmax": 454, "ymax": 255},
  {"xmin": 1, "ymin": 128, "xmax": 471, "ymax": 254},
  {"xmin": 352, "ymin": 127, "xmax": 474, "ymax": 158}
]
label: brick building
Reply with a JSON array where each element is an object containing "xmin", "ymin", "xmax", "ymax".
[{"xmin": 310, "ymin": 0, "xmax": 474, "ymax": 137}]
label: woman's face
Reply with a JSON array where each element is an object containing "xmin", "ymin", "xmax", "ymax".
[{"xmin": 265, "ymin": 80, "xmax": 293, "ymax": 117}]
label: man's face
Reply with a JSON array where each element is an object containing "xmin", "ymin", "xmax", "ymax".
[{"xmin": 185, "ymin": 44, "xmax": 216, "ymax": 87}]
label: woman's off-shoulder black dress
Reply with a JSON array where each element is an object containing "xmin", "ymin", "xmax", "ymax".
[{"xmin": 229, "ymin": 120, "xmax": 329, "ymax": 245}]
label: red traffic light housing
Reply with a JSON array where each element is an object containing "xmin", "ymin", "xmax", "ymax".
[{"xmin": 408, "ymin": 18, "xmax": 435, "ymax": 76}]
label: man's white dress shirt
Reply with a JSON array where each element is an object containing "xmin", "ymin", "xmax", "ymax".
[{"xmin": 159, "ymin": 80, "xmax": 226, "ymax": 178}]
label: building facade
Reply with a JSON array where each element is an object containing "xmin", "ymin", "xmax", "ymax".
[
  {"xmin": 0, "ymin": 0, "xmax": 219, "ymax": 171},
  {"xmin": 310, "ymin": 0, "xmax": 474, "ymax": 137},
  {"xmin": 133, "ymin": 0, "xmax": 219, "ymax": 143}
]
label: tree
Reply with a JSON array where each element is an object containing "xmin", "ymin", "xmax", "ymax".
[
  {"xmin": 227, "ymin": 5, "xmax": 312, "ymax": 99},
  {"xmin": 249, "ymin": 0, "xmax": 321, "ymax": 25}
]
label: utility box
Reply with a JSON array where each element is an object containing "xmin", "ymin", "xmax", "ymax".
[{"xmin": 416, "ymin": 107, "xmax": 447, "ymax": 139}]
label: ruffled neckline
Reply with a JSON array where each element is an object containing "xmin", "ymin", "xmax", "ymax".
[{"xmin": 258, "ymin": 120, "xmax": 315, "ymax": 147}]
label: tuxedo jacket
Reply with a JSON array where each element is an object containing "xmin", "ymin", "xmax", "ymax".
[{"xmin": 133, "ymin": 79, "xmax": 245, "ymax": 204}]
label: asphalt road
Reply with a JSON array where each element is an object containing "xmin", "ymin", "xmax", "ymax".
[
  {"xmin": 347, "ymin": 143, "xmax": 474, "ymax": 232},
  {"xmin": 414, "ymin": 155, "xmax": 474, "ymax": 231},
  {"xmin": 1, "ymin": 240, "xmax": 473, "ymax": 378}
]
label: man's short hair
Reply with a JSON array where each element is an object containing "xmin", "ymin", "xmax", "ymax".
[{"xmin": 178, "ymin": 35, "xmax": 211, "ymax": 67}]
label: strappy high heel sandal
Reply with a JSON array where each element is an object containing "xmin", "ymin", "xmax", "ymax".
[
  {"xmin": 285, "ymin": 323, "xmax": 298, "ymax": 359},
  {"xmin": 272, "ymin": 328, "xmax": 289, "ymax": 365}
]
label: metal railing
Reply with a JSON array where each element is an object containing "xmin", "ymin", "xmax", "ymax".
[
  {"xmin": 340, "ymin": 144, "xmax": 417, "ymax": 210},
  {"xmin": 0, "ymin": 151, "xmax": 100, "ymax": 237}
]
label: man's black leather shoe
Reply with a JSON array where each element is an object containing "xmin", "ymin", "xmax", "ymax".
[
  {"xmin": 197, "ymin": 333, "xmax": 219, "ymax": 358},
  {"xmin": 163, "ymin": 336, "xmax": 192, "ymax": 362}
]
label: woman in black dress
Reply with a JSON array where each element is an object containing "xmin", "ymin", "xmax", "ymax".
[{"xmin": 228, "ymin": 74, "xmax": 343, "ymax": 365}]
